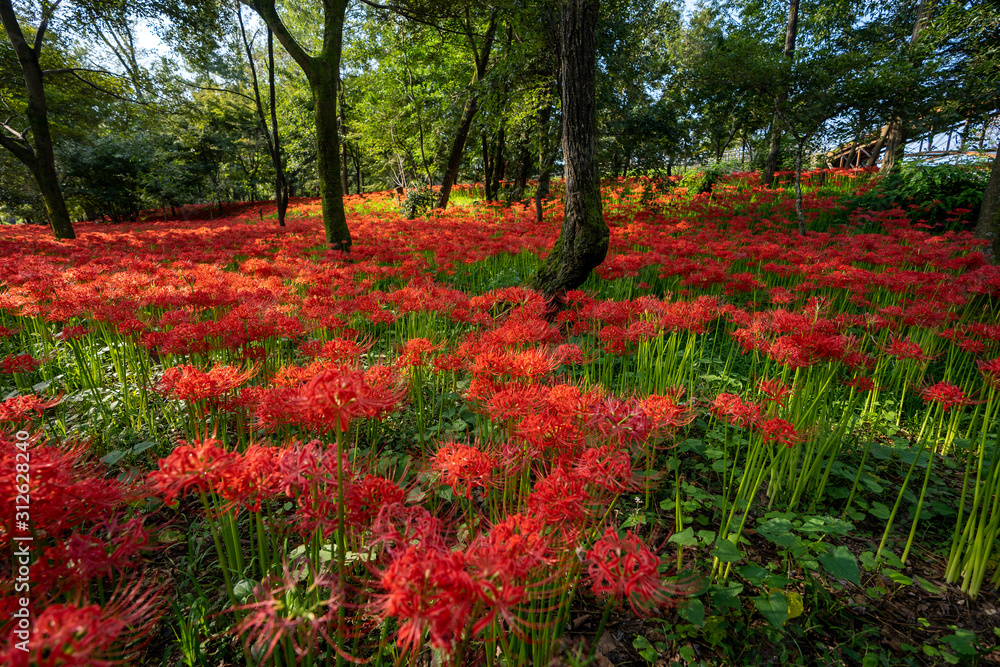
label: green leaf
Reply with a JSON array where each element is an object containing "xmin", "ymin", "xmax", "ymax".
[
  {"xmin": 712, "ymin": 536, "xmax": 744, "ymax": 563},
  {"xmin": 100, "ymin": 449, "xmax": 126, "ymax": 466},
  {"xmin": 737, "ymin": 564, "xmax": 769, "ymax": 586},
  {"xmin": 884, "ymin": 569, "xmax": 913, "ymax": 586},
  {"xmin": 753, "ymin": 592, "xmax": 788, "ymax": 627},
  {"xmin": 756, "ymin": 518, "xmax": 798, "ymax": 549},
  {"xmin": 233, "ymin": 579, "xmax": 257, "ymax": 603},
  {"xmin": 632, "ymin": 636, "xmax": 657, "ymax": 662},
  {"xmin": 710, "ymin": 583, "xmax": 743, "ymax": 611},
  {"xmin": 915, "ymin": 576, "xmax": 942, "ymax": 595},
  {"xmin": 678, "ymin": 598, "xmax": 705, "ymax": 627},
  {"xmin": 668, "ymin": 527, "xmax": 698, "ymax": 547},
  {"xmin": 940, "ymin": 630, "xmax": 977, "ymax": 656},
  {"xmin": 131, "ymin": 440, "xmax": 158, "ymax": 455},
  {"xmin": 818, "ymin": 545, "xmax": 861, "ymax": 586},
  {"xmin": 869, "ymin": 502, "xmax": 891, "ymax": 519}
]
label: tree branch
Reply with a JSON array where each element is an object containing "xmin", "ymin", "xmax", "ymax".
[
  {"xmin": 177, "ymin": 78, "xmax": 256, "ymax": 102},
  {"xmin": 241, "ymin": 0, "xmax": 314, "ymax": 77}
]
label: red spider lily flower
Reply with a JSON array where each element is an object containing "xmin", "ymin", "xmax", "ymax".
[
  {"xmin": 842, "ymin": 376, "xmax": 876, "ymax": 392},
  {"xmin": 527, "ymin": 467, "xmax": 592, "ymax": 529},
  {"xmin": 759, "ymin": 417, "xmax": 804, "ymax": 447},
  {"xmin": 58, "ymin": 324, "xmax": 92, "ymax": 341},
  {"xmin": 371, "ymin": 503, "xmax": 446, "ymax": 551},
  {"xmin": 0, "ymin": 393, "xmax": 61, "ymax": 423},
  {"xmin": 590, "ymin": 398, "xmax": 653, "ymax": 445},
  {"xmin": 156, "ymin": 363, "xmax": 258, "ymax": 402},
  {"xmin": 232, "ymin": 561, "xmax": 348, "ymax": 665},
  {"xmin": 757, "ymin": 378, "xmax": 792, "ymax": 407},
  {"xmin": 397, "ymin": 337, "xmax": 444, "ymax": 367},
  {"xmin": 148, "ymin": 438, "xmax": 238, "ymax": 505},
  {"xmin": 213, "ymin": 444, "xmax": 285, "ymax": 512},
  {"xmin": 978, "ymin": 357, "xmax": 1000, "ymax": 388},
  {"xmin": 574, "ymin": 445, "xmax": 637, "ymax": 493},
  {"xmin": 711, "ymin": 393, "xmax": 762, "ymax": 428},
  {"xmin": 586, "ymin": 528, "xmax": 693, "ymax": 616},
  {"xmin": 919, "ymin": 381, "xmax": 978, "ymax": 412},
  {"xmin": 298, "ymin": 365, "xmax": 406, "ymax": 433},
  {"xmin": 882, "ymin": 335, "xmax": 938, "ymax": 362},
  {"xmin": 1, "ymin": 574, "xmax": 166, "ymax": 667},
  {"xmin": 640, "ymin": 391, "xmax": 698, "ymax": 435},
  {"xmin": 379, "ymin": 544, "xmax": 478, "ymax": 655},
  {"xmin": 0, "ymin": 353, "xmax": 40, "ymax": 374},
  {"xmin": 346, "ymin": 474, "xmax": 409, "ymax": 526},
  {"xmin": 432, "ymin": 441, "xmax": 498, "ymax": 499},
  {"xmin": 479, "ymin": 513, "xmax": 551, "ymax": 579}
]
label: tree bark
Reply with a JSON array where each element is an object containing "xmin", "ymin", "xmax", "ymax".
[
  {"xmin": 762, "ymin": 0, "xmax": 798, "ymax": 188},
  {"xmin": 245, "ymin": 0, "xmax": 349, "ymax": 248},
  {"xmin": 436, "ymin": 13, "xmax": 497, "ymax": 209},
  {"xmin": 0, "ymin": 0, "xmax": 75, "ymax": 239},
  {"xmin": 340, "ymin": 77, "xmax": 349, "ymax": 196},
  {"xmin": 269, "ymin": 29, "xmax": 289, "ymax": 226},
  {"xmin": 975, "ymin": 147, "xmax": 1000, "ymax": 264},
  {"xmin": 531, "ymin": 0, "xmax": 607, "ymax": 298}
]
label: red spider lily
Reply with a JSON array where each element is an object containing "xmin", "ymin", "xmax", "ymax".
[
  {"xmin": 0, "ymin": 353, "xmax": 40, "ymax": 374},
  {"xmin": 232, "ymin": 561, "xmax": 350, "ymax": 665},
  {"xmin": 881, "ymin": 335, "xmax": 939, "ymax": 362},
  {"xmin": 0, "ymin": 394, "xmax": 61, "ymax": 423},
  {"xmin": 156, "ymin": 363, "xmax": 258, "ymax": 402},
  {"xmin": 297, "ymin": 365, "xmax": 406, "ymax": 433},
  {"xmin": 978, "ymin": 356, "xmax": 1000, "ymax": 388},
  {"xmin": 479, "ymin": 513, "xmax": 551, "ymax": 579},
  {"xmin": 397, "ymin": 337, "xmax": 444, "ymax": 367},
  {"xmin": 527, "ymin": 467, "xmax": 592, "ymax": 529},
  {"xmin": 586, "ymin": 528, "xmax": 694, "ymax": 616},
  {"xmin": 757, "ymin": 378, "xmax": 792, "ymax": 407},
  {"xmin": 919, "ymin": 381, "xmax": 979, "ymax": 412},
  {"xmin": 0, "ymin": 437, "xmax": 132, "ymax": 540},
  {"xmin": 346, "ymin": 474, "xmax": 409, "ymax": 526},
  {"xmin": 432, "ymin": 441, "xmax": 498, "ymax": 499},
  {"xmin": 574, "ymin": 445, "xmax": 638, "ymax": 493},
  {"xmin": 58, "ymin": 324, "xmax": 92, "ymax": 340},
  {"xmin": 379, "ymin": 543, "xmax": 480, "ymax": 654},
  {"xmin": 212, "ymin": 443, "xmax": 285, "ymax": 512},
  {"xmin": 1, "ymin": 574, "xmax": 166, "ymax": 667},
  {"xmin": 640, "ymin": 391, "xmax": 698, "ymax": 435},
  {"xmin": 759, "ymin": 417, "xmax": 805, "ymax": 447},
  {"xmin": 148, "ymin": 438, "xmax": 238, "ymax": 505},
  {"xmin": 711, "ymin": 393, "xmax": 763, "ymax": 428},
  {"xmin": 843, "ymin": 376, "xmax": 877, "ymax": 392}
]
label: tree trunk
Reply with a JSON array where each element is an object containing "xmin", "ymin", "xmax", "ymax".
[
  {"xmin": 269, "ymin": 29, "xmax": 288, "ymax": 226},
  {"xmin": 531, "ymin": 0, "xmax": 607, "ymax": 298},
  {"xmin": 247, "ymin": 0, "xmax": 349, "ymax": 249},
  {"xmin": 0, "ymin": 1, "xmax": 75, "ymax": 239},
  {"xmin": 490, "ymin": 123, "xmax": 506, "ymax": 196},
  {"xmin": 794, "ymin": 137, "xmax": 805, "ymax": 234},
  {"xmin": 436, "ymin": 14, "xmax": 497, "ymax": 210},
  {"xmin": 975, "ymin": 147, "xmax": 1000, "ymax": 264},
  {"xmin": 340, "ymin": 77, "xmax": 349, "ymax": 197},
  {"xmin": 483, "ymin": 132, "xmax": 494, "ymax": 201},
  {"xmin": 762, "ymin": 0, "xmax": 798, "ymax": 188}
]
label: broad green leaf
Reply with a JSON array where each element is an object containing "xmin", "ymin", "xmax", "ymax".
[
  {"xmin": 678, "ymin": 598, "xmax": 705, "ymax": 626},
  {"xmin": 753, "ymin": 592, "xmax": 788, "ymax": 627},
  {"xmin": 668, "ymin": 527, "xmax": 698, "ymax": 547},
  {"xmin": 712, "ymin": 536, "xmax": 743, "ymax": 563},
  {"xmin": 818, "ymin": 545, "xmax": 861, "ymax": 586}
]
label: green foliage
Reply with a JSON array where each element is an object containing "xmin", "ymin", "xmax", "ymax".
[
  {"xmin": 845, "ymin": 162, "xmax": 988, "ymax": 229},
  {"xmin": 60, "ymin": 134, "xmax": 154, "ymax": 223}
]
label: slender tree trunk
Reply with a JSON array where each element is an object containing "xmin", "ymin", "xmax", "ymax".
[
  {"xmin": 975, "ymin": 147, "xmax": 1000, "ymax": 264},
  {"xmin": 794, "ymin": 137, "xmax": 805, "ymax": 234},
  {"xmin": 491, "ymin": 124, "xmax": 506, "ymax": 195},
  {"xmin": 483, "ymin": 133, "xmax": 494, "ymax": 201},
  {"xmin": 536, "ymin": 101, "xmax": 556, "ymax": 222},
  {"xmin": 246, "ymin": 0, "xmax": 349, "ymax": 248},
  {"xmin": 0, "ymin": 1, "xmax": 75, "ymax": 239},
  {"xmin": 269, "ymin": 29, "xmax": 288, "ymax": 226},
  {"xmin": 762, "ymin": 0, "xmax": 799, "ymax": 188},
  {"xmin": 436, "ymin": 14, "xmax": 498, "ymax": 209},
  {"xmin": 340, "ymin": 77, "xmax": 349, "ymax": 196},
  {"xmin": 531, "ymin": 0, "xmax": 607, "ymax": 298}
]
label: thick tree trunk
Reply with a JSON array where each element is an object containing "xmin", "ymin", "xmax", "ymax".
[
  {"xmin": 975, "ymin": 147, "xmax": 1000, "ymax": 264},
  {"xmin": 531, "ymin": 0, "xmax": 607, "ymax": 298},
  {"xmin": 247, "ymin": 0, "xmax": 349, "ymax": 248},
  {"xmin": 0, "ymin": 1, "xmax": 75, "ymax": 239},
  {"xmin": 436, "ymin": 15, "xmax": 497, "ymax": 210},
  {"xmin": 762, "ymin": 0, "xmax": 798, "ymax": 188}
]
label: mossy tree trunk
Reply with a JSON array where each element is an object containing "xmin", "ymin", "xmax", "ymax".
[
  {"xmin": 0, "ymin": 0, "xmax": 76, "ymax": 240},
  {"xmin": 762, "ymin": 0, "xmax": 798, "ymax": 188},
  {"xmin": 531, "ymin": 0, "xmax": 607, "ymax": 298},
  {"xmin": 245, "ymin": 0, "xmax": 350, "ymax": 249}
]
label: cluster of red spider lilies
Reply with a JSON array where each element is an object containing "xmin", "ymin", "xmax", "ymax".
[{"xmin": 1, "ymin": 168, "xmax": 998, "ymax": 665}]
